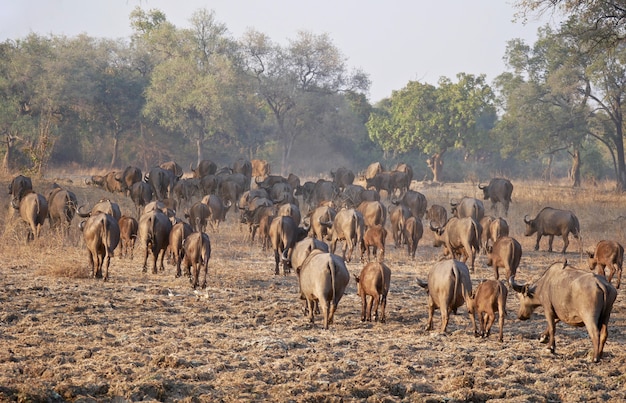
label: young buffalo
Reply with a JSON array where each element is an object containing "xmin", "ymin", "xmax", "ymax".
[{"xmin": 354, "ymin": 262, "xmax": 391, "ymax": 323}]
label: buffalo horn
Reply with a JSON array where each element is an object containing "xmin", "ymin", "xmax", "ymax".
[
  {"xmin": 523, "ymin": 214, "xmax": 530, "ymax": 224},
  {"xmin": 478, "ymin": 183, "xmax": 485, "ymax": 189},
  {"xmin": 450, "ymin": 199, "xmax": 458, "ymax": 207},
  {"xmin": 190, "ymin": 162, "xmax": 196, "ymax": 172},
  {"xmin": 281, "ymin": 248, "xmax": 289, "ymax": 262},
  {"xmin": 10, "ymin": 198, "xmax": 19, "ymax": 210},
  {"xmin": 428, "ymin": 220, "xmax": 439, "ymax": 232},
  {"xmin": 416, "ymin": 278, "xmax": 428, "ymax": 289},
  {"xmin": 76, "ymin": 204, "xmax": 91, "ymax": 218},
  {"xmin": 318, "ymin": 217, "xmax": 333, "ymax": 227}
]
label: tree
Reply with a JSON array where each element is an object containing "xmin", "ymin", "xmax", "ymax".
[
  {"xmin": 142, "ymin": 8, "xmax": 241, "ymax": 165},
  {"xmin": 366, "ymin": 74, "xmax": 496, "ymax": 182},
  {"xmin": 240, "ymin": 29, "xmax": 370, "ymax": 174}
]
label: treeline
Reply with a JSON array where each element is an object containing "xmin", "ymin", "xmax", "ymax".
[{"xmin": 0, "ymin": 7, "xmax": 622, "ymax": 187}]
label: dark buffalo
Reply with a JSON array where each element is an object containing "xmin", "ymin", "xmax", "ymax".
[
  {"xmin": 523, "ymin": 207, "xmax": 580, "ymax": 253},
  {"xmin": 12, "ymin": 191, "xmax": 48, "ymax": 241},
  {"xmin": 200, "ymin": 194, "xmax": 231, "ymax": 231},
  {"xmin": 172, "ymin": 178, "xmax": 200, "ymax": 210},
  {"xmin": 129, "ymin": 182, "xmax": 154, "ymax": 218},
  {"xmin": 190, "ymin": 159, "xmax": 217, "ymax": 178},
  {"xmin": 330, "ymin": 167, "xmax": 355, "ymax": 191},
  {"xmin": 354, "ymin": 262, "xmax": 391, "ymax": 323},
  {"xmin": 486, "ymin": 236, "xmax": 522, "ymax": 281},
  {"xmin": 478, "ymin": 178, "xmax": 513, "ymax": 216},
  {"xmin": 232, "ymin": 158, "xmax": 252, "ymax": 185},
  {"xmin": 297, "ymin": 250, "xmax": 350, "ymax": 329},
  {"xmin": 182, "ymin": 232, "xmax": 211, "ymax": 289},
  {"xmin": 116, "ymin": 166, "xmax": 142, "ymax": 195},
  {"xmin": 79, "ymin": 212, "xmax": 120, "ymax": 281},
  {"xmin": 587, "ymin": 240, "xmax": 623, "ymax": 289},
  {"xmin": 416, "ymin": 259, "xmax": 475, "ymax": 334},
  {"xmin": 269, "ymin": 215, "xmax": 300, "ymax": 275},
  {"xmin": 392, "ymin": 190, "xmax": 427, "ymax": 219},
  {"xmin": 510, "ymin": 260, "xmax": 617, "ymax": 362},
  {"xmin": 8, "ymin": 174, "xmax": 32, "ymax": 204},
  {"xmin": 145, "ymin": 166, "xmax": 174, "ymax": 201},
  {"xmin": 186, "ymin": 201, "xmax": 210, "ymax": 233},
  {"xmin": 365, "ymin": 172, "xmax": 391, "ymax": 196},
  {"xmin": 467, "ymin": 279, "xmax": 508, "ymax": 342},
  {"xmin": 160, "ymin": 160, "xmax": 184, "ymax": 179},
  {"xmin": 169, "ymin": 221, "xmax": 193, "ymax": 277}
]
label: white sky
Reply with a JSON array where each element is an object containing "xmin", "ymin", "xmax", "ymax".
[{"xmin": 0, "ymin": 0, "xmax": 557, "ymax": 103}]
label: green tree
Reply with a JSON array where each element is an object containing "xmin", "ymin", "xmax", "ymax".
[{"xmin": 366, "ymin": 74, "xmax": 496, "ymax": 182}]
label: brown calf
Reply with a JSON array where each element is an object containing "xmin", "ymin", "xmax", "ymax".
[
  {"xmin": 354, "ymin": 262, "xmax": 391, "ymax": 323},
  {"xmin": 362, "ymin": 224, "xmax": 387, "ymax": 262},
  {"xmin": 118, "ymin": 215, "xmax": 138, "ymax": 259},
  {"xmin": 587, "ymin": 240, "xmax": 624, "ymax": 289},
  {"xmin": 467, "ymin": 279, "xmax": 508, "ymax": 342}
]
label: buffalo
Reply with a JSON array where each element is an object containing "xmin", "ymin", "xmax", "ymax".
[
  {"xmin": 587, "ymin": 240, "xmax": 623, "ymax": 289},
  {"xmin": 356, "ymin": 200, "xmax": 386, "ymax": 229},
  {"xmin": 388, "ymin": 203, "xmax": 410, "ymax": 248},
  {"xmin": 182, "ymin": 232, "xmax": 211, "ymax": 289},
  {"xmin": 403, "ymin": 216, "xmax": 423, "ymax": 259},
  {"xmin": 425, "ymin": 204, "xmax": 447, "ymax": 228},
  {"xmin": 77, "ymin": 199, "xmax": 121, "ymax": 221},
  {"xmin": 129, "ymin": 181, "xmax": 154, "ymax": 218},
  {"xmin": 478, "ymin": 178, "xmax": 513, "ymax": 216},
  {"xmin": 330, "ymin": 167, "xmax": 355, "ymax": 191},
  {"xmin": 200, "ymin": 194, "xmax": 231, "ymax": 231},
  {"xmin": 486, "ymin": 236, "xmax": 522, "ymax": 281},
  {"xmin": 169, "ymin": 221, "xmax": 193, "ymax": 277},
  {"xmin": 523, "ymin": 207, "xmax": 580, "ymax": 253},
  {"xmin": 190, "ymin": 159, "xmax": 218, "ymax": 178},
  {"xmin": 269, "ymin": 215, "xmax": 300, "ymax": 275},
  {"xmin": 79, "ymin": 212, "xmax": 120, "ymax": 281},
  {"xmin": 354, "ymin": 262, "xmax": 391, "ymax": 323},
  {"xmin": 391, "ymin": 190, "xmax": 427, "ymax": 219},
  {"xmin": 306, "ymin": 205, "xmax": 336, "ymax": 241},
  {"xmin": 362, "ymin": 224, "xmax": 387, "ymax": 262},
  {"xmin": 479, "ymin": 216, "xmax": 509, "ymax": 254},
  {"xmin": 324, "ymin": 208, "xmax": 364, "ymax": 263},
  {"xmin": 510, "ymin": 260, "xmax": 617, "ymax": 362},
  {"xmin": 116, "ymin": 166, "xmax": 142, "ymax": 195},
  {"xmin": 450, "ymin": 197, "xmax": 485, "ymax": 222},
  {"xmin": 467, "ymin": 279, "xmax": 508, "ymax": 342},
  {"xmin": 139, "ymin": 209, "xmax": 172, "ymax": 273},
  {"xmin": 417, "ymin": 259, "xmax": 475, "ymax": 334},
  {"xmin": 118, "ymin": 215, "xmax": 138, "ymax": 260},
  {"xmin": 86, "ymin": 171, "xmax": 122, "ymax": 193},
  {"xmin": 430, "ymin": 217, "xmax": 481, "ymax": 273},
  {"xmin": 8, "ymin": 174, "xmax": 33, "ymax": 204},
  {"xmin": 297, "ymin": 250, "xmax": 350, "ymax": 329},
  {"xmin": 12, "ymin": 191, "xmax": 48, "ymax": 241},
  {"xmin": 145, "ymin": 166, "xmax": 175, "ymax": 201},
  {"xmin": 45, "ymin": 184, "xmax": 78, "ymax": 233},
  {"xmin": 186, "ymin": 201, "xmax": 210, "ymax": 233}
]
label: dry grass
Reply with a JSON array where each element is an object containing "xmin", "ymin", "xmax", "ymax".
[{"xmin": 1, "ymin": 173, "xmax": 626, "ymax": 402}]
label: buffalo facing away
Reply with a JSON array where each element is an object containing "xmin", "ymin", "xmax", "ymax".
[
  {"xmin": 79, "ymin": 212, "xmax": 120, "ymax": 281},
  {"xmin": 510, "ymin": 260, "xmax": 617, "ymax": 363},
  {"xmin": 478, "ymin": 178, "xmax": 513, "ymax": 216},
  {"xmin": 297, "ymin": 250, "xmax": 350, "ymax": 329},
  {"xmin": 354, "ymin": 262, "xmax": 391, "ymax": 323},
  {"xmin": 523, "ymin": 207, "xmax": 580, "ymax": 253},
  {"xmin": 467, "ymin": 279, "xmax": 508, "ymax": 342},
  {"xmin": 417, "ymin": 259, "xmax": 475, "ymax": 334},
  {"xmin": 12, "ymin": 191, "xmax": 49, "ymax": 241}
]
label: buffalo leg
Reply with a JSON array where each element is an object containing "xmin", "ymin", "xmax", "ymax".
[
  {"xmin": 379, "ymin": 295, "xmax": 387, "ymax": 323},
  {"xmin": 372, "ymin": 294, "xmax": 380, "ymax": 322},
  {"xmin": 360, "ymin": 294, "xmax": 367, "ymax": 322},
  {"xmin": 534, "ymin": 234, "xmax": 542, "ymax": 251},
  {"xmin": 561, "ymin": 234, "xmax": 569, "ymax": 253},
  {"xmin": 425, "ymin": 299, "xmax": 435, "ymax": 331}
]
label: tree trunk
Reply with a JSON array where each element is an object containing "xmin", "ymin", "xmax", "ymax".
[
  {"xmin": 109, "ymin": 132, "xmax": 119, "ymax": 170},
  {"xmin": 427, "ymin": 152, "xmax": 444, "ymax": 182},
  {"xmin": 570, "ymin": 148, "xmax": 581, "ymax": 188},
  {"xmin": 614, "ymin": 131, "xmax": 626, "ymax": 192},
  {"xmin": 2, "ymin": 134, "xmax": 16, "ymax": 173},
  {"xmin": 196, "ymin": 134, "xmax": 204, "ymax": 166}
]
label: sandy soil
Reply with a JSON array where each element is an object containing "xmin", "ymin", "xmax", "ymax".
[{"xmin": 1, "ymin": 177, "xmax": 625, "ymax": 402}]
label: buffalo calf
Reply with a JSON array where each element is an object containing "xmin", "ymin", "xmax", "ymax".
[
  {"xmin": 182, "ymin": 232, "xmax": 211, "ymax": 289},
  {"xmin": 354, "ymin": 262, "xmax": 391, "ymax": 323},
  {"xmin": 362, "ymin": 224, "xmax": 387, "ymax": 262},
  {"xmin": 468, "ymin": 280, "xmax": 508, "ymax": 342},
  {"xmin": 587, "ymin": 240, "xmax": 623, "ymax": 289}
]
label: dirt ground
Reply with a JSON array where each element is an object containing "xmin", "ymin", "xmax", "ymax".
[{"xmin": 1, "ymin": 175, "xmax": 626, "ymax": 402}]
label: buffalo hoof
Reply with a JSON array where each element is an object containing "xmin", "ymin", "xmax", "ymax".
[{"xmin": 539, "ymin": 334, "xmax": 549, "ymax": 343}]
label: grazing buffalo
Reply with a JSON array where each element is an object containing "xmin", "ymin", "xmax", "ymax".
[
  {"xmin": 587, "ymin": 240, "xmax": 623, "ymax": 289},
  {"xmin": 523, "ymin": 207, "xmax": 580, "ymax": 253},
  {"xmin": 510, "ymin": 260, "xmax": 617, "ymax": 362},
  {"xmin": 430, "ymin": 217, "xmax": 481, "ymax": 273},
  {"xmin": 468, "ymin": 280, "xmax": 508, "ymax": 342},
  {"xmin": 416, "ymin": 259, "xmax": 475, "ymax": 334},
  {"xmin": 354, "ymin": 262, "xmax": 391, "ymax": 323},
  {"xmin": 450, "ymin": 197, "xmax": 485, "ymax": 222},
  {"xmin": 8, "ymin": 174, "xmax": 33, "ymax": 204},
  {"xmin": 79, "ymin": 212, "xmax": 120, "ymax": 281},
  {"xmin": 182, "ymin": 232, "xmax": 211, "ymax": 289},
  {"xmin": 118, "ymin": 215, "xmax": 138, "ymax": 260},
  {"xmin": 486, "ymin": 236, "xmax": 522, "ymax": 281},
  {"xmin": 139, "ymin": 209, "xmax": 172, "ymax": 274},
  {"xmin": 12, "ymin": 191, "xmax": 48, "ymax": 241},
  {"xmin": 86, "ymin": 171, "xmax": 122, "ymax": 193},
  {"xmin": 403, "ymin": 216, "xmax": 423, "ymax": 259},
  {"xmin": 425, "ymin": 204, "xmax": 447, "ymax": 228},
  {"xmin": 297, "ymin": 250, "xmax": 350, "ymax": 329},
  {"xmin": 362, "ymin": 224, "xmax": 387, "ymax": 262},
  {"xmin": 478, "ymin": 178, "xmax": 513, "ymax": 216},
  {"xmin": 169, "ymin": 221, "xmax": 193, "ymax": 277}
]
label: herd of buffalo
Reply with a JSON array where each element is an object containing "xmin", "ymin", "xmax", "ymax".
[{"xmin": 5, "ymin": 159, "xmax": 624, "ymax": 363}]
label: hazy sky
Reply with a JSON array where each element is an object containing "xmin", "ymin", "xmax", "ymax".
[{"xmin": 0, "ymin": 0, "xmax": 556, "ymax": 102}]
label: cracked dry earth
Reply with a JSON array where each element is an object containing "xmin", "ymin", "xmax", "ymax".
[{"xmin": 1, "ymin": 178, "xmax": 626, "ymax": 402}]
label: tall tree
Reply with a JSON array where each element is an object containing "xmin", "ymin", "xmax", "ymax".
[
  {"xmin": 240, "ymin": 29, "xmax": 369, "ymax": 174},
  {"xmin": 366, "ymin": 74, "xmax": 496, "ymax": 182}
]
